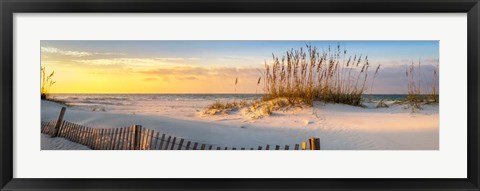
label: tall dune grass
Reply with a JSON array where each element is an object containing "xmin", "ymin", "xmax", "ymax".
[
  {"xmin": 263, "ymin": 45, "xmax": 380, "ymax": 106},
  {"xmin": 405, "ymin": 62, "xmax": 438, "ymax": 111},
  {"xmin": 41, "ymin": 66, "xmax": 56, "ymax": 100},
  {"xmin": 406, "ymin": 61, "xmax": 439, "ymax": 111}
]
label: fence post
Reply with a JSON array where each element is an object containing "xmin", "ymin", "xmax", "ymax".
[
  {"xmin": 308, "ymin": 137, "xmax": 320, "ymax": 150},
  {"xmin": 133, "ymin": 125, "xmax": 142, "ymax": 150},
  {"xmin": 52, "ymin": 107, "xmax": 66, "ymax": 137}
]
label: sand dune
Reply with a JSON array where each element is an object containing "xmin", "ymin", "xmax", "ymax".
[{"xmin": 41, "ymin": 100, "xmax": 438, "ymax": 150}]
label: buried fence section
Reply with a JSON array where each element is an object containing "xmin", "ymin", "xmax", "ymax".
[{"xmin": 41, "ymin": 107, "xmax": 321, "ymax": 150}]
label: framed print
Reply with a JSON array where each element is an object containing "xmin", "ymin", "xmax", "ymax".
[{"xmin": 1, "ymin": 0, "xmax": 479, "ymax": 190}]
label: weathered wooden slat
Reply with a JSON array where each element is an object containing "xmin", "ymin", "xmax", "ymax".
[
  {"xmin": 116, "ymin": 128, "xmax": 123, "ymax": 150},
  {"xmin": 98, "ymin": 129, "xmax": 105, "ymax": 150},
  {"xmin": 45, "ymin": 121, "xmax": 51, "ymax": 134},
  {"xmin": 177, "ymin": 139, "xmax": 184, "ymax": 150},
  {"xmin": 99, "ymin": 128, "xmax": 104, "ymax": 150},
  {"xmin": 141, "ymin": 128, "xmax": 148, "ymax": 150},
  {"xmin": 69, "ymin": 123, "xmax": 75, "ymax": 141},
  {"xmin": 45, "ymin": 121, "xmax": 50, "ymax": 135},
  {"xmin": 78, "ymin": 125, "xmax": 84, "ymax": 144},
  {"xmin": 43, "ymin": 121, "xmax": 48, "ymax": 134},
  {"xmin": 78, "ymin": 125, "xmax": 85, "ymax": 144},
  {"xmin": 97, "ymin": 128, "xmax": 102, "ymax": 150},
  {"xmin": 41, "ymin": 122, "xmax": 45, "ymax": 133},
  {"xmin": 50, "ymin": 121, "xmax": 56, "ymax": 135},
  {"xmin": 101, "ymin": 128, "xmax": 107, "ymax": 150},
  {"xmin": 107, "ymin": 128, "xmax": 114, "ymax": 150},
  {"xmin": 87, "ymin": 128, "xmax": 93, "ymax": 148},
  {"xmin": 61, "ymin": 122, "xmax": 69, "ymax": 139},
  {"xmin": 52, "ymin": 107, "xmax": 66, "ymax": 137},
  {"xmin": 158, "ymin": 134, "xmax": 166, "ymax": 150},
  {"xmin": 74, "ymin": 124, "xmax": 81, "ymax": 143},
  {"xmin": 309, "ymin": 138, "xmax": 321, "ymax": 150},
  {"xmin": 57, "ymin": 121, "xmax": 65, "ymax": 137},
  {"xmin": 169, "ymin": 137, "xmax": 177, "ymax": 150},
  {"xmin": 111, "ymin": 128, "xmax": 118, "ymax": 150},
  {"xmin": 117, "ymin": 128, "xmax": 122, "ymax": 150},
  {"xmin": 66, "ymin": 122, "xmax": 73, "ymax": 140},
  {"xmin": 153, "ymin": 132, "xmax": 160, "ymax": 150},
  {"xmin": 127, "ymin": 126, "xmax": 132, "ymax": 150},
  {"xmin": 52, "ymin": 121, "xmax": 57, "ymax": 136},
  {"xmin": 81, "ymin": 126, "xmax": 88, "ymax": 145},
  {"xmin": 130, "ymin": 126, "xmax": 135, "ymax": 150},
  {"xmin": 52, "ymin": 121, "xmax": 58, "ymax": 136},
  {"xmin": 54, "ymin": 121, "xmax": 62, "ymax": 137},
  {"xmin": 54, "ymin": 121, "xmax": 62, "ymax": 136},
  {"xmin": 147, "ymin": 129, "xmax": 154, "ymax": 150},
  {"xmin": 103, "ymin": 129, "xmax": 108, "ymax": 150},
  {"xmin": 104, "ymin": 129, "xmax": 112, "ymax": 150},
  {"xmin": 73, "ymin": 123, "xmax": 79, "ymax": 142},
  {"xmin": 82, "ymin": 126, "xmax": 88, "ymax": 147},
  {"xmin": 102, "ymin": 128, "xmax": 107, "ymax": 150},
  {"xmin": 123, "ymin": 127, "xmax": 129, "ymax": 150},
  {"xmin": 164, "ymin": 136, "xmax": 172, "ymax": 150},
  {"xmin": 92, "ymin": 128, "xmax": 98, "ymax": 150},
  {"xmin": 107, "ymin": 128, "xmax": 113, "ymax": 150},
  {"xmin": 136, "ymin": 125, "xmax": 143, "ymax": 150},
  {"xmin": 144, "ymin": 129, "xmax": 149, "ymax": 150}
]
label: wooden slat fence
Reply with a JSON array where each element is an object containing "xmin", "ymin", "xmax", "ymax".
[{"xmin": 41, "ymin": 107, "xmax": 321, "ymax": 150}]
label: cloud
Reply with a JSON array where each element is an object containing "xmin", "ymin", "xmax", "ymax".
[
  {"xmin": 140, "ymin": 66, "xmax": 210, "ymax": 76},
  {"xmin": 155, "ymin": 57, "xmax": 201, "ymax": 61},
  {"xmin": 41, "ymin": 46, "xmax": 122, "ymax": 57},
  {"xmin": 374, "ymin": 57, "xmax": 439, "ymax": 68},
  {"xmin": 143, "ymin": 77, "xmax": 158, "ymax": 81},
  {"xmin": 368, "ymin": 64, "xmax": 439, "ymax": 94},
  {"xmin": 139, "ymin": 66, "xmax": 262, "ymax": 81},
  {"xmin": 73, "ymin": 58, "xmax": 163, "ymax": 67}
]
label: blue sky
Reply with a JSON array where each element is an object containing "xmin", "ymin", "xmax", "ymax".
[{"xmin": 41, "ymin": 40, "xmax": 439, "ymax": 94}]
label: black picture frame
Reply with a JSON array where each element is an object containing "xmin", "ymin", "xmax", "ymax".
[{"xmin": 1, "ymin": 0, "xmax": 479, "ymax": 190}]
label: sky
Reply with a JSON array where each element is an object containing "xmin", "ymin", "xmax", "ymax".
[{"xmin": 40, "ymin": 40, "xmax": 439, "ymax": 94}]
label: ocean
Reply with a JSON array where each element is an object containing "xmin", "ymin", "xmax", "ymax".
[
  {"xmin": 47, "ymin": 93, "xmax": 407, "ymax": 114},
  {"xmin": 50, "ymin": 93, "xmax": 407, "ymax": 107}
]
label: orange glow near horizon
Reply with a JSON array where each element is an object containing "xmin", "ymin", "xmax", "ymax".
[{"xmin": 42, "ymin": 61, "xmax": 263, "ymax": 94}]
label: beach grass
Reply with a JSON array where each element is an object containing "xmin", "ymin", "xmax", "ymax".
[
  {"xmin": 203, "ymin": 45, "xmax": 382, "ymax": 118},
  {"xmin": 203, "ymin": 100, "xmax": 249, "ymax": 115},
  {"xmin": 41, "ymin": 66, "xmax": 56, "ymax": 100},
  {"xmin": 405, "ymin": 61, "xmax": 439, "ymax": 111},
  {"xmin": 263, "ymin": 44, "xmax": 380, "ymax": 106}
]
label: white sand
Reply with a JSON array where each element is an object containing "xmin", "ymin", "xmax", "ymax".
[
  {"xmin": 41, "ymin": 134, "xmax": 90, "ymax": 150},
  {"xmin": 41, "ymin": 100, "xmax": 438, "ymax": 150}
]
